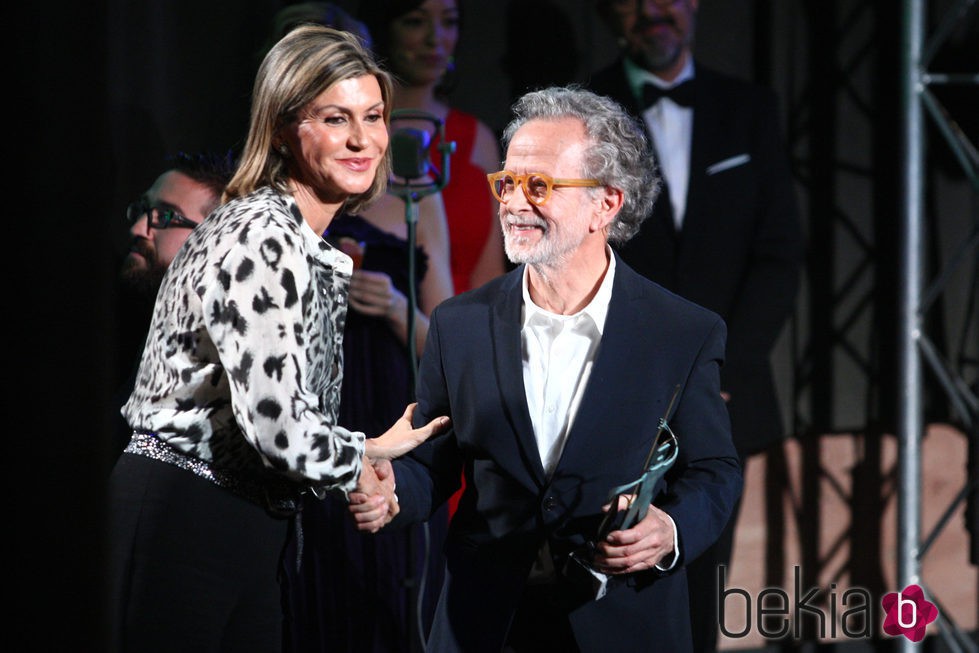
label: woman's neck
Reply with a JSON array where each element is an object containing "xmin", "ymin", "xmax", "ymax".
[{"xmin": 290, "ymin": 182, "xmax": 344, "ymax": 235}]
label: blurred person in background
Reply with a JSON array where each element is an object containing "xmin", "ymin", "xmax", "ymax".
[
  {"xmin": 590, "ymin": 1, "xmax": 803, "ymax": 650},
  {"xmin": 112, "ymin": 150, "xmax": 236, "ymax": 455},
  {"xmin": 358, "ymin": 0, "xmax": 506, "ymax": 296}
]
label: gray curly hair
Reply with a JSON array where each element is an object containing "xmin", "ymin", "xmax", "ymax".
[{"xmin": 501, "ymin": 85, "xmax": 659, "ymax": 245}]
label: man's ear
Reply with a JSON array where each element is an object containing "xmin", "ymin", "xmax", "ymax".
[{"xmin": 592, "ymin": 185, "xmax": 624, "ymax": 232}]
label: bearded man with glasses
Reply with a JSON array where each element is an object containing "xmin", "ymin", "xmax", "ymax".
[
  {"xmin": 364, "ymin": 86, "xmax": 743, "ymax": 652},
  {"xmin": 113, "ymin": 151, "xmax": 236, "ymax": 455},
  {"xmin": 119, "ymin": 151, "xmax": 235, "ymax": 297}
]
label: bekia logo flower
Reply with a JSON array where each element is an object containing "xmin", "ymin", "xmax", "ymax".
[{"xmin": 881, "ymin": 584, "xmax": 939, "ymax": 642}]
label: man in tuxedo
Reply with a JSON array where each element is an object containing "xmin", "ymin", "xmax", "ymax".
[
  {"xmin": 588, "ymin": 1, "xmax": 804, "ymax": 650},
  {"xmin": 381, "ymin": 86, "xmax": 742, "ymax": 652}
]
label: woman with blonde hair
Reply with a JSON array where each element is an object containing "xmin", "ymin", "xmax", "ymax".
[{"xmin": 107, "ymin": 25, "xmax": 447, "ymax": 653}]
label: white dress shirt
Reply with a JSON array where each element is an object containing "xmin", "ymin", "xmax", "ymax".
[
  {"xmin": 520, "ymin": 252, "xmax": 679, "ymax": 582},
  {"xmin": 624, "ymin": 57, "xmax": 695, "ymax": 230},
  {"xmin": 520, "ymin": 253, "xmax": 616, "ymax": 476}
]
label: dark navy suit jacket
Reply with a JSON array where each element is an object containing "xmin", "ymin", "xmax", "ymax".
[
  {"xmin": 590, "ymin": 60, "xmax": 804, "ymax": 455},
  {"xmin": 393, "ymin": 257, "xmax": 743, "ymax": 652}
]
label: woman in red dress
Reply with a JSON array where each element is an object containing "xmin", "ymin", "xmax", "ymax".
[{"xmin": 360, "ymin": 0, "xmax": 506, "ymax": 296}]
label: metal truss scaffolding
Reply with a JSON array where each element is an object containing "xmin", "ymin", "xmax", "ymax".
[
  {"xmin": 770, "ymin": 0, "xmax": 976, "ymax": 649},
  {"xmin": 899, "ymin": 1, "xmax": 978, "ymax": 652}
]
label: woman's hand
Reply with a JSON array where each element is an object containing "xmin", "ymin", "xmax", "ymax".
[
  {"xmin": 351, "ymin": 404, "xmax": 449, "ymax": 532},
  {"xmin": 348, "ymin": 456, "xmax": 398, "ymax": 533},
  {"xmin": 348, "ymin": 269, "xmax": 432, "ymax": 352},
  {"xmin": 348, "ymin": 269, "xmax": 406, "ymax": 320},
  {"xmin": 365, "ymin": 402, "xmax": 450, "ymax": 461}
]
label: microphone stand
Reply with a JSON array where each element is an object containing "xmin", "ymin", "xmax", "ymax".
[
  {"xmin": 386, "ymin": 109, "xmax": 455, "ymax": 653},
  {"xmin": 387, "ymin": 111, "xmax": 456, "ymax": 398}
]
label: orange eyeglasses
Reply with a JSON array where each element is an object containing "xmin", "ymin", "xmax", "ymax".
[{"xmin": 486, "ymin": 171, "xmax": 602, "ymax": 206}]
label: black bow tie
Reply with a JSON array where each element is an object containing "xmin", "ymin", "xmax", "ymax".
[{"xmin": 641, "ymin": 80, "xmax": 695, "ymax": 108}]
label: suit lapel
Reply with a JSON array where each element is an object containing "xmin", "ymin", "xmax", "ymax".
[
  {"xmin": 554, "ymin": 261, "xmax": 669, "ymax": 478},
  {"xmin": 684, "ymin": 65, "xmax": 721, "ymax": 243},
  {"xmin": 491, "ymin": 268, "xmax": 548, "ymax": 486},
  {"xmin": 610, "ymin": 63, "xmax": 679, "ymax": 240}
]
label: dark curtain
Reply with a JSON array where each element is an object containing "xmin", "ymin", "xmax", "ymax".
[{"xmin": 21, "ymin": 2, "xmax": 289, "ymax": 650}]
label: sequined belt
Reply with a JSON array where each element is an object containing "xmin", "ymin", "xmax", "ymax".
[{"xmin": 125, "ymin": 431, "xmax": 303, "ymax": 516}]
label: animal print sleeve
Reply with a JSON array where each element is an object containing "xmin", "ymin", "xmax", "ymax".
[{"xmin": 202, "ymin": 220, "xmax": 365, "ymax": 495}]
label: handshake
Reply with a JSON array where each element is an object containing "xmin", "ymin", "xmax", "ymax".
[{"xmin": 347, "ymin": 403, "xmax": 450, "ymax": 533}]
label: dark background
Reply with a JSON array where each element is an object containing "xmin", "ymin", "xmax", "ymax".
[{"xmin": 18, "ymin": 1, "xmax": 976, "ymax": 651}]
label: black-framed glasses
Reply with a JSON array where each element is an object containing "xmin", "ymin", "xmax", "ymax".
[
  {"xmin": 486, "ymin": 171, "xmax": 602, "ymax": 207},
  {"xmin": 126, "ymin": 196, "xmax": 199, "ymax": 230}
]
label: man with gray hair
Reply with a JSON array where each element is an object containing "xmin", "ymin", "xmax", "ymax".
[{"xmin": 376, "ymin": 85, "xmax": 742, "ymax": 652}]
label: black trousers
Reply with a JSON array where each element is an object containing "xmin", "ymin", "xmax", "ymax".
[
  {"xmin": 503, "ymin": 580, "xmax": 581, "ymax": 653},
  {"xmin": 107, "ymin": 453, "xmax": 291, "ymax": 653}
]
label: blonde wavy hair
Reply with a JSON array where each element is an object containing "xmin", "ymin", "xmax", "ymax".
[{"xmin": 224, "ymin": 25, "xmax": 393, "ymax": 215}]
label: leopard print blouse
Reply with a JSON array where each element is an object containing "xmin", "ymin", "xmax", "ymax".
[{"xmin": 122, "ymin": 186, "xmax": 365, "ymax": 495}]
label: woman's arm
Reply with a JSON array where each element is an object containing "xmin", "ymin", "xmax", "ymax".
[
  {"xmin": 204, "ymin": 219, "xmax": 365, "ymax": 492},
  {"xmin": 390, "ymin": 189, "xmax": 453, "ymax": 354},
  {"xmin": 466, "ymin": 119, "xmax": 506, "ymax": 289},
  {"xmin": 414, "ymin": 190, "xmax": 454, "ymax": 315},
  {"xmin": 347, "ymin": 192, "xmax": 453, "ymax": 356}
]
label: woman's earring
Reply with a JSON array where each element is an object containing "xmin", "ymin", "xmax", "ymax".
[{"xmin": 277, "ymin": 144, "xmax": 289, "ymax": 156}]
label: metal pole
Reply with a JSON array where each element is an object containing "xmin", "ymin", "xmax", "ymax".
[{"xmin": 897, "ymin": 1, "xmax": 924, "ymax": 652}]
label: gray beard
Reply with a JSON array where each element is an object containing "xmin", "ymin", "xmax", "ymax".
[{"xmin": 633, "ymin": 45, "xmax": 684, "ymax": 74}]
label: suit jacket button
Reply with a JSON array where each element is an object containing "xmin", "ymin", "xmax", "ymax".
[{"xmin": 543, "ymin": 496, "xmax": 556, "ymax": 511}]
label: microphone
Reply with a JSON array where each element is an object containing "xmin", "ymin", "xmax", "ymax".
[
  {"xmin": 388, "ymin": 109, "xmax": 456, "ymax": 194},
  {"xmin": 391, "ymin": 127, "xmax": 432, "ymax": 180},
  {"xmin": 383, "ymin": 112, "xmax": 457, "ymax": 450}
]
